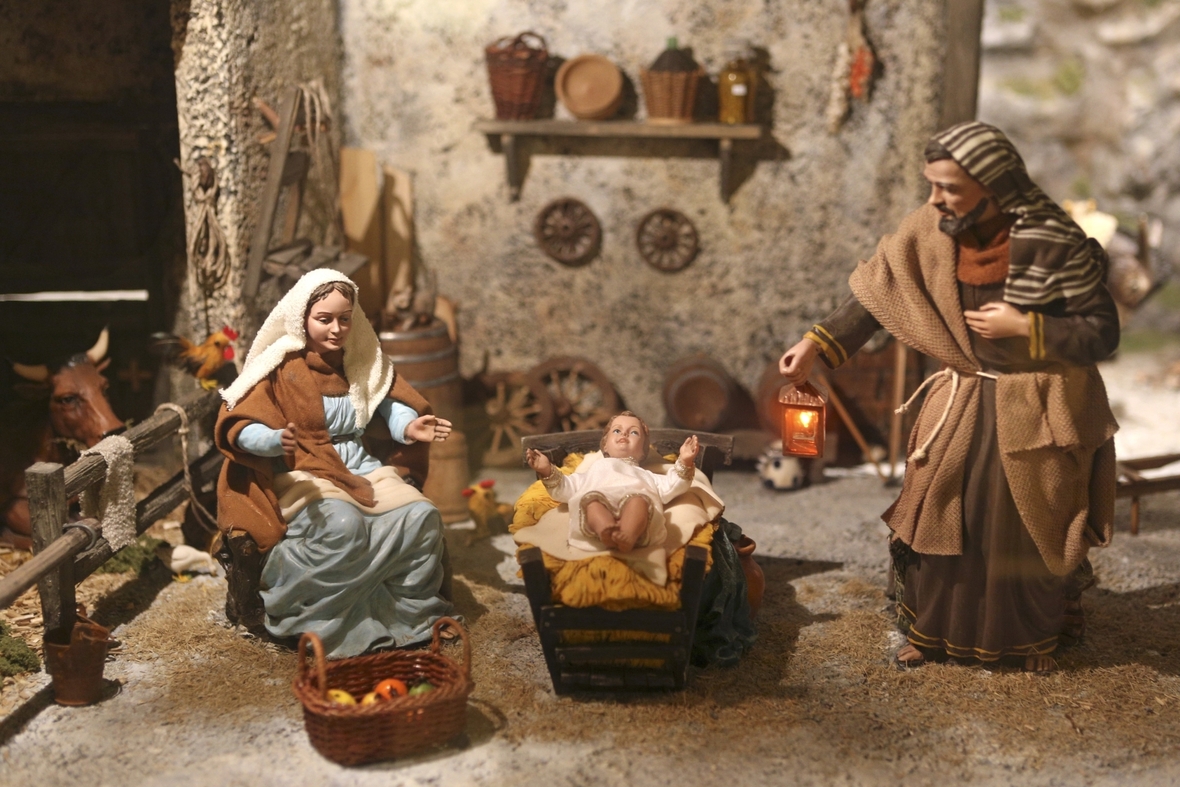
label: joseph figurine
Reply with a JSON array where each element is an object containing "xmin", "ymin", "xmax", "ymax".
[{"xmin": 780, "ymin": 121, "xmax": 1119, "ymax": 673}]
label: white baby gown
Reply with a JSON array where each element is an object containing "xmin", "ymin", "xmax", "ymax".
[{"xmin": 543, "ymin": 455, "xmax": 693, "ymax": 553}]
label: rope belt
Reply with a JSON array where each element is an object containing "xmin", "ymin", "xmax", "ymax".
[{"xmin": 894, "ymin": 368, "xmax": 999, "ymax": 463}]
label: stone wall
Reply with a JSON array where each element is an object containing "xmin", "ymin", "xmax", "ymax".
[
  {"xmin": 338, "ymin": 0, "xmax": 949, "ymax": 422},
  {"xmin": 0, "ymin": 0, "xmax": 174, "ymax": 102},
  {"xmin": 978, "ymin": 0, "xmax": 1180, "ymax": 273},
  {"xmin": 171, "ymin": 0, "xmax": 345, "ymax": 346}
]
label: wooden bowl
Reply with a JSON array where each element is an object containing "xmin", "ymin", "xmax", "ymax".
[{"xmin": 555, "ymin": 54, "xmax": 623, "ymax": 120}]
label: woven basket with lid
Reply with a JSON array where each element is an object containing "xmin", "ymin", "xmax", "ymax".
[{"xmin": 292, "ymin": 617, "xmax": 472, "ymax": 766}]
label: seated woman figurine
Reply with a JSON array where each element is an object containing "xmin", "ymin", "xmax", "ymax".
[
  {"xmin": 525, "ymin": 411, "xmax": 699, "ymax": 554},
  {"xmin": 215, "ymin": 269, "xmax": 456, "ymax": 658}
]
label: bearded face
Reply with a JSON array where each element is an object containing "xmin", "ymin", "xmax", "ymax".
[
  {"xmin": 937, "ymin": 197, "xmax": 991, "ymax": 236},
  {"xmin": 923, "ymin": 157, "xmax": 998, "ymax": 237}
]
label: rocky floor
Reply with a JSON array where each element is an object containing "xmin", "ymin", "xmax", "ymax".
[{"xmin": 1, "ymin": 344, "xmax": 1179, "ymax": 787}]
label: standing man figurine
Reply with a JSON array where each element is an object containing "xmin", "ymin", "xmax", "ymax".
[{"xmin": 781, "ymin": 122, "xmax": 1120, "ymax": 672}]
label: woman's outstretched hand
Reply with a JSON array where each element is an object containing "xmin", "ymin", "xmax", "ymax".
[
  {"xmin": 525, "ymin": 448, "xmax": 553, "ymax": 478},
  {"xmin": 280, "ymin": 422, "xmax": 297, "ymax": 455},
  {"xmin": 406, "ymin": 415, "xmax": 453, "ymax": 443},
  {"xmin": 779, "ymin": 338, "xmax": 819, "ymax": 386},
  {"xmin": 678, "ymin": 435, "xmax": 700, "ymax": 467}
]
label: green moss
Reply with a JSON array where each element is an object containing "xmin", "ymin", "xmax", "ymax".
[
  {"xmin": 1149, "ymin": 280, "xmax": 1180, "ymax": 311},
  {"xmin": 94, "ymin": 534, "xmax": 165, "ymax": 575},
  {"xmin": 0, "ymin": 621, "xmax": 40, "ymax": 677},
  {"xmin": 998, "ymin": 5, "xmax": 1027, "ymax": 22},
  {"xmin": 1054, "ymin": 58, "xmax": 1085, "ymax": 96},
  {"xmin": 1002, "ymin": 76, "xmax": 1055, "ymax": 100},
  {"xmin": 1118, "ymin": 329, "xmax": 1180, "ymax": 354}
]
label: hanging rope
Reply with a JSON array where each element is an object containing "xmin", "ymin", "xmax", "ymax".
[
  {"xmin": 297, "ymin": 80, "xmax": 345, "ymax": 246},
  {"xmin": 186, "ymin": 157, "xmax": 230, "ymax": 335},
  {"xmin": 154, "ymin": 403, "xmax": 221, "ymax": 547}
]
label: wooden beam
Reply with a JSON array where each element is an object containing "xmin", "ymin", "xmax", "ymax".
[
  {"xmin": 63, "ymin": 390, "xmax": 219, "ymax": 499},
  {"xmin": 940, "ymin": 0, "xmax": 986, "ymax": 128},
  {"xmin": 244, "ymin": 86, "xmax": 301, "ymax": 298}
]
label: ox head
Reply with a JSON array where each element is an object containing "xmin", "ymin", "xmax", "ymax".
[{"xmin": 11, "ymin": 328, "xmax": 125, "ymax": 448}]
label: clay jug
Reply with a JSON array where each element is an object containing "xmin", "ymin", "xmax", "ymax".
[{"xmin": 734, "ymin": 535, "xmax": 765, "ymax": 618}]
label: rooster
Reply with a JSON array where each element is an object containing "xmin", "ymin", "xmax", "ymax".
[{"xmin": 151, "ymin": 326, "xmax": 239, "ymax": 390}]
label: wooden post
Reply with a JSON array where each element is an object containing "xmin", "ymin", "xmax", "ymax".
[
  {"xmin": 501, "ymin": 133, "xmax": 522, "ymax": 201},
  {"xmin": 719, "ymin": 137, "xmax": 733, "ymax": 203},
  {"xmin": 27, "ymin": 462, "xmax": 74, "ymax": 636},
  {"xmin": 888, "ymin": 340, "xmax": 908, "ymax": 480},
  {"xmin": 940, "ymin": 0, "xmax": 986, "ymax": 128}
]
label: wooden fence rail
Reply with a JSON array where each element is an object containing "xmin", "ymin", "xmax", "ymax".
[{"xmin": 0, "ymin": 389, "xmax": 222, "ymax": 641}]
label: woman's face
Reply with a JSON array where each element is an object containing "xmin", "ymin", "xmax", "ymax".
[{"xmin": 305, "ymin": 289, "xmax": 353, "ymax": 354}]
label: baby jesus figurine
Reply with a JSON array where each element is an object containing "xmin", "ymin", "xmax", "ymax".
[{"xmin": 525, "ymin": 411, "xmax": 699, "ymax": 554}]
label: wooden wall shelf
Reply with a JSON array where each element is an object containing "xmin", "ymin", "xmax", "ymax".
[{"xmin": 473, "ymin": 119, "xmax": 763, "ymax": 203}]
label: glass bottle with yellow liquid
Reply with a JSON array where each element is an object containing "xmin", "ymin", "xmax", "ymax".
[{"xmin": 718, "ymin": 46, "xmax": 754, "ymax": 124}]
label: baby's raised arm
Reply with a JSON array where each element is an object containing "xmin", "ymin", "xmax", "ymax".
[
  {"xmin": 525, "ymin": 448, "xmax": 553, "ymax": 477},
  {"xmin": 678, "ymin": 435, "xmax": 699, "ymax": 467}
]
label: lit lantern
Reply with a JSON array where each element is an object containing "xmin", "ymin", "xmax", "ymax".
[{"xmin": 779, "ymin": 381, "xmax": 827, "ymax": 458}]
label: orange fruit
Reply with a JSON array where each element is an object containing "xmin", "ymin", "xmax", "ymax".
[{"xmin": 374, "ymin": 678, "xmax": 408, "ymax": 699}]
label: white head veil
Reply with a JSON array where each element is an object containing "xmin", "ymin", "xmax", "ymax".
[{"xmin": 219, "ymin": 269, "xmax": 394, "ymax": 430}]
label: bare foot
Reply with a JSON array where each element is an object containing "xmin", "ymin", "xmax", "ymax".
[
  {"xmin": 896, "ymin": 644, "xmax": 926, "ymax": 668},
  {"xmin": 612, "ymin": 529, "xmax": 637, "ymax": 554},
  {"xmin": 1024, "ymin": 654, "xmax": 1057, "ymax": 673},
  {"xmin": 598, "ymin": 526, "xmax": 620, "ymax": 550}
]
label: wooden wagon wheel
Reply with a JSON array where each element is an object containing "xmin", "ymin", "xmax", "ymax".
[
  {"xmin": 636, "ymin": 208, "xmax": 699, "ymax": 272},
  {"xmin": 480, "ymin": 371, "xmax": 556, "ymax": 467},
  {"xmin": 534, "ymin": 197, "xmax": 602, "ymax": 266},
  {"xmin": 528, "ymin": 356, "xmax": 620, "ymax": 432}
]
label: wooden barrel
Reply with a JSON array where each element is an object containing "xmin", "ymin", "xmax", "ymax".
[
  {"xmin": 422, "ymin": 431, "xmax": 470, "ymax": 524},
  {"xmin": 378, "ymin": 319, "xmax": 463, "ymax": 426},
  {"xmin": 662, "ymin": 355, "xmax": 738, "ymax": 431},
  {"xmin": 756, "ymin": 360, "xmax": 785, "ymax": 435}
]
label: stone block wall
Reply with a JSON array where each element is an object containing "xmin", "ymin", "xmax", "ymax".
[{"xmin": 338, "ymin": 0, "xmax": 949, "ymax": 421}]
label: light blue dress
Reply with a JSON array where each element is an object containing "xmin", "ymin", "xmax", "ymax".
[{"xmin": 237, "ymin": 397, "xmax": 455, "ymax": 657}]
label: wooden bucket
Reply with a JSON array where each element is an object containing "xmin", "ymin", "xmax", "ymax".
[
  {"xmin": 422, "ymin": 431, "xmax": 470, "ymax": 524},
  {"xmin": 662, "ymin": 355, "xmax": 738, "ymax": 431},
  {"xmin": 379, "ymin": 319, "xmax": 463, "ymax": 426}
]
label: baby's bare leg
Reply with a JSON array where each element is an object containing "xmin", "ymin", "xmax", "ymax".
[
  {"xmin": 584, "ymin": 500, "xmax": 621, "ymax": 549},
  {"xmin": 612, "ymin": 497, "xmax": 651, "ymax": 554}
]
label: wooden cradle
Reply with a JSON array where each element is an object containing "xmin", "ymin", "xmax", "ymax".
[{"xmin": 517, "ymin": 429, "xmax": 733, "ymax": 694}]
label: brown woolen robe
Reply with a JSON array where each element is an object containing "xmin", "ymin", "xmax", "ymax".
[
  {"xmin": 814, "ymin": 206, "xmax": 1119, "ymax": 659},
  {"xmin": 215, "ymin": 350, "xmax": 432, "ymax": 552}
]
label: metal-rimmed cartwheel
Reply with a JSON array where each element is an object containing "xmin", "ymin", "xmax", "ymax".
[
  {"xmin": 527, "ymin": 356, "xmax": 620, "ymax": 433},
  {"xmin": 534, "ymin": 197, "xmax": 602, "ymax": 266},
  {"xmin": 636, "ymin": 207, "xmax": 699, "ymax": 272},
  {"xmin": 480, "ymin": 371, "xmax": 556, "ymax": 467}
]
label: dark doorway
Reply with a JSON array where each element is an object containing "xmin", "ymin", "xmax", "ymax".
[{"xmin": 0, "ymin": 0, "xmax": 185, "ymax": 421}]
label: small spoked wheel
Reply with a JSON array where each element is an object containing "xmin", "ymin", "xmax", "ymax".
[
  {"xmin": 481, "ymin": 371, "xmax": 556, "ymax": 467},
  {"xmin": 636, "ymin": 208, "xmax": 699, "ymax": 272},
  {"xmin": 534, "ymin": 197, "xmax": 602, "ymax": 266},
  {"xmin": 527, "ymin": 356, "xmax": 620, "ymax": 432}
]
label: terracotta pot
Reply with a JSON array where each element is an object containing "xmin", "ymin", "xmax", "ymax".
[{"xmin": 733, "ymin": 535, "xmax": 765, "ymax": 618}]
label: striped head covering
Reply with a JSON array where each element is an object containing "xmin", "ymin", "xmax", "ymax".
[{"xmin": 931, "ymin": 121, "xmax": 1107, "ymax": 306}]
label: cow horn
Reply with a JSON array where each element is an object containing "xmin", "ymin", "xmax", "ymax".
[
  {"xmin": 85, "ymin": 327, "xmax": 110, "ymax": 363},
  {"xmin": 12, "ymin": 362, "xmax": 49, "ymax": 382}
]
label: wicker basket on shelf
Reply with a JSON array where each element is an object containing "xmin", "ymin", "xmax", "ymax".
[
  {"xmin": 292, "ymin": 618, "xmax": 472, "ymax": 766},
  {"xmin": 641, "ymin": 68, "xmax": 703, "ymax": 124},
  {"xmin": 485, "ymin": 31, "xmax": 549, "ymax": 120}
]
